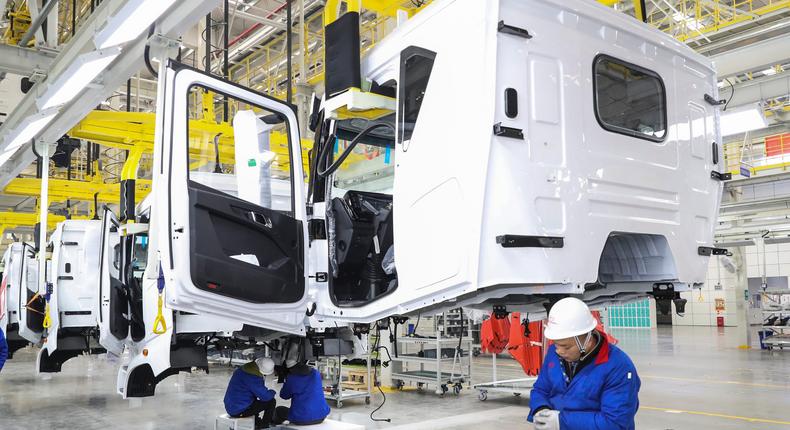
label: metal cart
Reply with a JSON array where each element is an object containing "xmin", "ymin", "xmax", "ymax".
[
  {"xmin": 319, "ymin": 336, "xmax": 372, "ymax": 408},
  {"xmin": 391, "ymin": 336, "xmax": 473, "ymax": 396},
  {"xmin": 473, "ymin": 353, "xmax": 537, "ymax": 401}
]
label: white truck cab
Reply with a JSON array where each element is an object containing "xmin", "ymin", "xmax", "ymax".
[
  {"xmin": 37, "ymin": 220, "xmax": 106, "ymax": 373},
  {"xmin": 16, "ymin": 242, "xmax": 45, "ymax": 345},
  {"xmin": 154, "ymin": 0, "xmax": 724, "ymax": 332},
  {"xmin": 98, "ymin": 196, "xmax": 243, "ymax": 398},
  {"xmin": 1, "ymin": 243, "xmax": 33, "ymax": 357}
]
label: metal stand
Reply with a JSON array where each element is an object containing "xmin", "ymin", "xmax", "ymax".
[
  {"xmin": 321, "ymin": 334, "xmax": 372, "ymax": 408},
  {"xmin": 473, "ymin": 353, "xmax": 537, "ymax": 401},
  {"xmin": 391, "ymin": 312, "xmax": 473, "ymax": 396}
]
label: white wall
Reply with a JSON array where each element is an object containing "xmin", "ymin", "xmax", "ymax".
[
  {"xmin": 673, "ymin": 253, "xmax": 739, "ymax": 326},
  {"xmin": 673, "ymin": 242, "xmax": 790, "ymax": 326}
]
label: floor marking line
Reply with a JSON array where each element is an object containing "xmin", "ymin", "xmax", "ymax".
[
  {"xmin": 641, "ymin": 406, "xmax": 790, "ymax": 426},
  {"xmin": 641, "ymin": 374, "xmax": 789, "ymax": 389}
]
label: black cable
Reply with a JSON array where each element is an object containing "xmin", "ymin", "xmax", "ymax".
[
  {"xmin": 317, "ymin": 122, "xmax": 396, "ymax": 177},
  {"xmin": 144, "ymin": 24, "xmax": 158, "ymax": 78},
  {"xmin": 723, "ymin": 78, "xmax": 734, "ymax": 111},
  {"xmin": 412, "ymin": 314, "xmax": 420, "ymax": 336},
  {"xmin": 369, "ymin": 324, "xmax": 391, "ymax": 423}
]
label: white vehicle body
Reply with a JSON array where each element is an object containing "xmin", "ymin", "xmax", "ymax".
[
  {"xmin": 98, "ymin": 196, "xmax": 243, "ymax": 398},
  {"xmin": 37, "ymin": 220, "xmax": 105, "ymax": 373},
  {"xmin": 156, "ymin": 0, "xmax": 722, "ymax": 333},
  {"xmin": 16, "ymin": 243, "xmax": 44, "ymax": 344},
  {"xmin": 1, "ymin": 243, "xmax": 32, "ymax": 357}
]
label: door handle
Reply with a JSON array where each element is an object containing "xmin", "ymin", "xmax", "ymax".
[{"xmin": 248, "ymin": 211, "xmax": 273, "ymax": 228}]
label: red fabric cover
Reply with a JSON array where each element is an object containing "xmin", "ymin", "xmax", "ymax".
[
  {"xmin": 506, "ymin": 312, "xmax": 544, "ymax": 376},
  {"xmin": 480, "ymin": 312, "xmax": 510, "ymax": 354}
]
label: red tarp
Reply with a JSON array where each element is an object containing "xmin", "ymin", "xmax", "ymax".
[
  {"xmin": 506, "ymin": 312, "xmax": 544, "ymax": 376},
  {"xmin": 480, "ymin": 313, "xmax": 510, "ymax": 354},
  {"xmin": 481, "ymin": 309, "xmax": 618, "ymax": 377}
]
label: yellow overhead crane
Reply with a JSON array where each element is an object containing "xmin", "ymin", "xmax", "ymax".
[
  {"xmin": 67, "ymin": 109, "xmax": 313, "ymax": 176},
  {"xmin": 3, "ymin": 177, "xmax": 151, "ymax": 205},
  {"xmin": 0, "ymin": 212, "xmax": 66, "ymax": 239}
]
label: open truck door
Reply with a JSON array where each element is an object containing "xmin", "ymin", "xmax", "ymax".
[
  {"xmin": 98, "ymin": 208, "xmax": 126, "ymax": 355},
  {"xmin": 17, "ymin": 244, "xmax": 44, "ymax": 344},
  {"xmin": 156, "ymin": 61, "xmax": 310, "ymax": 334}
]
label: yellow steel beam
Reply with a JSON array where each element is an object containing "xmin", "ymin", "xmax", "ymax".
[
  {"xmin": 69, "ymin": 111, "xmax": 313, "ymax": 175},
  {"xmin": 122, "ymin": 147, "xmax": 145, "ymax": 181},
  {"xmin": 4, "ymin": 178, "xmax": 152, "ymax": 204},
  {"xmin": 0, "ymin": 212, "xmax": 66, "ymax": 230},
  {"xmin": 633, "ymin": 0, "xmax": 646, "ymax": 22}
]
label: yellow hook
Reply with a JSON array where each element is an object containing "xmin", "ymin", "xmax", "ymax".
[
  {"xmin": 152, "ymin": 294, "xmax": 167, "ymax": 335},
  {"xmin": 42, "ymin": 303, "xmax": 51, "ymax": 329}
]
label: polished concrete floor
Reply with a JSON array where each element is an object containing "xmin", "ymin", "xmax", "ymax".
[{"xmin": 1, "ymin": 326, "xmax": 789, "ymax": 429}]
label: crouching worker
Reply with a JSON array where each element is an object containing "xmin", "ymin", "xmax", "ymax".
[
  {"xmin": 528, "ymin": 298, "xmax": 641, "ymax": 430},
  {"xmin": 276, "ymin": 350, "xmax": 330, "ymax": 426},
  {"xmin": 224, "ymin": 357, "xmax": 280, "ymax": 429}
]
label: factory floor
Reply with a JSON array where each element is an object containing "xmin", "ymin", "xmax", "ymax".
[{"xmin": 1, "ymin": 326, "xmax": 789, "ymax": 429}]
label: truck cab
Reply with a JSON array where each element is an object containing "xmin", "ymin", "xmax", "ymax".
[
  {"xmin": 37, "ymin": 220, "xmax": 106, "ymax": 373},
  {"xmin": 1, "ymin": 243, "xmax": 33, "ymax": 357},
  {"xmin": 16, "ymin": 242, "xmax": 45, "ymax": 345},
  {"xmin": 98, "ymin": 196, "xmax": 243, "ymax": 398},
  {"xmin": 155, "ymin": 0, "xmax": 723, "ymax": 336}
]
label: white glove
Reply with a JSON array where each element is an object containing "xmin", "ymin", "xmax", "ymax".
[{"xmin": 534, "ymin": 409, "xmax": 560, "ymax": 430}]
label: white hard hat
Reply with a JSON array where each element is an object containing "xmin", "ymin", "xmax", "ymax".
[
  {"xmin": 256, "ymin": 357, "xmax": 275, "ymax": 376},
  {"xmin": 543, "ymin": 297, "xmax": 597, "ymax": 340}
]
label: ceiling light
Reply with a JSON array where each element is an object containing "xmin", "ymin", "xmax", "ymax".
[
  {"xmin": 0, "ymin": 150, "xmax": 16, "ymax": 168},
  {"xmin": 2, "ymin": 109, "xmax": 59, "ymax": 154},
  {"xmin": 37, "ymin": 48, "xmax": 121, "ymax": 110},
  {"xmin": 761, "ymin": 67, "xmax": 778, "ymax": 76},
  {"xmin": 94, "ymin": 0, "xmax": 178, "ymax": 49},
  {"xmin": 720, "ymin": 103, "xmax": 768, "ymax": 137}
]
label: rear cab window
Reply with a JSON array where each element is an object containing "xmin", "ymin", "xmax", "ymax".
[{"xmin": 593, "ymin": 55, "xmax": 667, "ymax": 142}]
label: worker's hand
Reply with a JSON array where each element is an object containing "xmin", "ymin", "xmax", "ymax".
[{"xmin": 533, "ymin": 409, "xmax": 560, "ymax": 430}]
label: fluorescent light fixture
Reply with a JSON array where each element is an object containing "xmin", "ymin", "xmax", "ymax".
[
  {"xmin": 0, "ymin": 150, "xmax": 16, "ymax": 168},
  {"xmin": 93, "ymin": 0, "xmax": 178, "ymax": 49},
  {"xmin": 3, "ymin": 109, "xmax": 59, "ymax": 154},
  {"xmin": 36, "ymin": 48, "xmax": 121, "ymax": 110},
  {"xmin": 720, "ymin": 103, "xmax": 768, "ymax": 137},
  {"xmin": 761, "ymin": 67, "xmax": 778, "ymax": 76}
]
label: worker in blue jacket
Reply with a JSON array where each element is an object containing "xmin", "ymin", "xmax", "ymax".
[
  {"xmin": 528, "ymin": 297, "xmax": 641, "ymax": 430},
  {"xmin": 224, "ymin": 357, "xmax": 279, "ymax": 429},
  {"xmin": 276, "ymin": 343, "xmax": 330, "ymax": 426},
  {"xmin": 0, "ymin": 328, "xmax": 8, "ymax": 372}
]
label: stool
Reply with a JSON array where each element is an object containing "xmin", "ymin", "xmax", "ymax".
[
  {"xmin": 272, "ymin": 419, "xmax": 365, "ymax": 430},
  {"xmin": 215, "ymin": 414, "xmax": 256, "ymax": 430}
]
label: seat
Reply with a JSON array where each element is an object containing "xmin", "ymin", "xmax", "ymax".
[{"xmin": 215, "ymin": 414, "xmax": 255, "ymax": 430}]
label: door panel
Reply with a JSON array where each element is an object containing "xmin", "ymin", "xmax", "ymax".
[
  {"xmin": 98, "ymin": 209, "xmax": 126, "ymax": 355},
  {"xmin": 157, "ymin": 61, "xmax": 309, "ymax": 334},
  {"xmin": 189, "ymin": 181, "xmax": 304, "ymax": 303},
  {"xmin": 17, "ymin": 245, "xmax": 42, "ymax": 343}
]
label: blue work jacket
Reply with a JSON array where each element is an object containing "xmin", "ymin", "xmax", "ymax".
[
  {"xmin": 0, "ymin": 329, "xmax": 7, "ymax": 371},
  {"xmin": 280, "ymin": 365, "xmax": 330, "ymax": 424},
  {"xmin": 224, "ymin": 365, "xmax": 276, "ymax": 416},
  {"xmin": 528, "ymin": 338, "xmax": 641, "ymax": 430}
]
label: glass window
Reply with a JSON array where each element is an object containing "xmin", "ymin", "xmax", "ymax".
[
  {"xmin": 399, "ymin": 47, "xmax": 436, "ymax": 143},
  {"xmin": 187, "ymin": 86, "xmax": 294, "ymax": 214},
  {"xmin": 594, "ymin": 55, "xmax": 667, "ymax": 142},
  {"xmin": 333, "ymin": 115, "xmax": 396, "ymax": 193}
]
